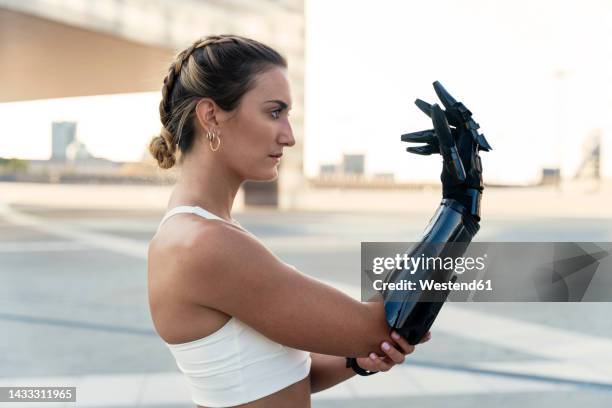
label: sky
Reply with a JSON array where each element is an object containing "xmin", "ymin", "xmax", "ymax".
[
  {"xmin": 303, "ymin": 0, "xmax": 612, "ymax": 184},
  {"xmin": 0, "ymin": 0, "xmax": 610, "ymax": 185}
]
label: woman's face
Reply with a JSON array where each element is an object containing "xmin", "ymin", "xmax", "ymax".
[{"xmin": 218, "ymin": 66, "xmax": 295, "ymax": 181}]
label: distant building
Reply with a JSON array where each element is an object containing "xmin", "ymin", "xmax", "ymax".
[
  {"xmin": 574, "ymin": 130, "xmax": 601, "ymax": 180},
  {"xmin": 51, "ymin": 121, "xmax": 76, "ymax": 161},
  {"xmin": 342, "ymin": 154, "xmax": 364, "ymax": 175},
  {"xmin": 66, "ymin": 139, "xmax": 92, "ymax": 162},
  {"xmin": 541, "ymin": 167, "xmax": 561, "ymax": 186},
  {"xmin": 373, "ymin": 173, "xmax": 395, "ymax": 182},
  {"xmin": 319, "ymin": 164, "xmax": 339, "ymax": 176},
  {"xmin": 42, "ymin": 120, "xmax": 121, "ymax": 177}
]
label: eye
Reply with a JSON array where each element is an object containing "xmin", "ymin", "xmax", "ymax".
[{"xmin": 270, "ymin": 109, "xmax": 282, "ymax": 119}]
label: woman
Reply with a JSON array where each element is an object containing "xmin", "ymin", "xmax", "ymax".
[{"xmin": 147, "ymin": 34, "xmax": 430, "ymax": 408}]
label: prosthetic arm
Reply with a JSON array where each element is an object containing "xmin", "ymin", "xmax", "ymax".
[{"xmin": 383, "ymin": 81, "xmax": 492, "ymax": 345}]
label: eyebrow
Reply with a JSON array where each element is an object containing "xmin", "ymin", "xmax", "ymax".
[{"xmin": 264, "ymin": 99, "xmax": 290, "ymax": 109}]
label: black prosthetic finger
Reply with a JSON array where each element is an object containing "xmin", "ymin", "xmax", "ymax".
[
  {"xmin": 431, "ymin": 105, "xmax": 453, "ymax": 148},
  {"xmin": 407, "ymin": 144, "xmax": 438, "ymax": 155},
  {"xmin": 432, "ymin": 81, "xmax": 458, "ymax": 109},
  {"xmin": 432, "ymin": 104, "xmax": 466, "ymax": 182},
  {"xmin": 433, "ymin": 81, "xmax": 481, "ymax": 130},
  {"xmin": 401, "ymin": 129, "xmax": 436, "ymax": 144},
  {"xmin": 476, "ymin": 133, "xmax": 493, "ymax": 151},
  {"xmin": 414, "ymin": 99, "xmax": 434, "ymax": 118}
]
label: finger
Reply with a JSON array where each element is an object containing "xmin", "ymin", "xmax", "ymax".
[
  {"xmin": 401, "ymin": 129, "xmax": 436, "ymax": 144},
  {"xmin": 381, "ymin": 341, "xmax": 406, "ymax": 364},
  {"xmin": 414, "ymin": 98, "xmax": 433, "ymax": 118},
  {"xmin": 396, "ymin": 338, "xmax": 416, "ymax": 355},
  {"xmin": 431, "ymin": 104, "xmax": 454, "ymax": 150},
  {"xmin": 372, "ymin": 354, "xmax": 394, "ymax": 372},
  {"xmin": 359, "ymin": 353, "xmax": 382, "ymax": 370},
  {"xmin": 433, "ymin": 81, "xmax": 471, "ymax": 127},
  {"xmin": 433, "ymin": 81, "xmax": 458, "ymax": 111},
  {"xmin": 358, "ymin": 353, "xmax": 381, "ymax": 372},
  {"xmin": 476, "ymin": 132, "xmax": 493, "ymax": 151},
  {"xmin": 407, "ymin": 144, "xmax": 438, "ymax": 155},
  {"xmin": 418, "ymin": 331, "xmax": 432, "ymax": 344},
  {"xmin": 390, "ymin": 331, "xmax": 416, "ymax": 354},
  {"xmin": 432, "ymin": 104, "xmax": 466, "ymax": 182},
  {"xmin": 433, "ymin": 81, "xmax": 493, "ymax": 152}
]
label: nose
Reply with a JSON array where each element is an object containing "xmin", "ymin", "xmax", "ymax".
[{"xmin": 278, "ymin": 119, "xmax": 295, "ymax": 147}]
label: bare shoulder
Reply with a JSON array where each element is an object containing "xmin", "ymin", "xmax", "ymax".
[
  {"xmin": 148, "ymin": 215, "xmax": 272, "ymax": 296},
  {"xmin": 148, "ymin": 215, "xmax": 254, "ymax": 275},
  {"xmin": 174, "ymin": 219, "xmax": 285, "ymax": 302},
  {"xmin": 149, "ymin": 213, "xmax": 392, "ymax": 356}
]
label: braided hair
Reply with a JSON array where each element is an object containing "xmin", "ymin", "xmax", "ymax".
[{"xmin": 149, "ymin": 34, "xmax": 287, "ymax": 169}]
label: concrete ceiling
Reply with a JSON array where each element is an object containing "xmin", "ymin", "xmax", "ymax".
[{"xmin": 0, "ymin": 7, "xmax": 175, "ymax": 102}]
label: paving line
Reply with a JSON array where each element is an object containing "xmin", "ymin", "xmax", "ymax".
[
  {"xmin": 434, "ymin": 305, "xmax": 612, "ymax": 380},
  {"xmin": 0, "ymin": 241, "xmax": 90, "ymax": 253},
  {"xmin": 0, "ymin": 204, "xmax": 147, "ymax": 259},
  {"xmin": 0, "ymin": 364, "xmax": 572, "ymax": 407},
  {"xmin": 0, "ymin": 312, "xmax": 156, "ymax": 337}
]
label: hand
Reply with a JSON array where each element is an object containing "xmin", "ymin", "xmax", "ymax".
[
  {"xmin": 355, "ymin": 331, "xmax": 432, "ymax": 373},
  {"xmin": 401, "ymin": 81, "xmax": 492, "ymax": 216}
]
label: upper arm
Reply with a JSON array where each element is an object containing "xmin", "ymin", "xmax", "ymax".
[{"xmin": 179, "ymin": 223, "xmax": 392, "ymax": 357}]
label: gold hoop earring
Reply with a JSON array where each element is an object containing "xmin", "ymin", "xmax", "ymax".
[{"xmin": 206, "ymin": 130, "xmax": 221, "ymax": 152}]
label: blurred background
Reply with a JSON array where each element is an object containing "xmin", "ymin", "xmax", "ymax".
[{"xmin": 0, "ymin": 0, "xmax": 611, "ymax": 407}]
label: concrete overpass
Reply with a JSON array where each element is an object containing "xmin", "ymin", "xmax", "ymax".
[{"xmin": 0, "ymin": 0, "xmax": 305, "ymax": 208}]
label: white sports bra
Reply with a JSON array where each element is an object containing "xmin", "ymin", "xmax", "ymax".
[{"xmin": 157, "ymin": 206, "xmax": 311, "ymax": 407}]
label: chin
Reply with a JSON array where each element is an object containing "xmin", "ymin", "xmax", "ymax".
[
  {"xmin": 248, "ymin": 167, "xmax": 279, "ymax": 182},
  {"xmin": 262, "ymin": 170, "xmax": 279, "ymax": 181}
]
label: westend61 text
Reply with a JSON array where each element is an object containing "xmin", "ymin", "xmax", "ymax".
[{"xmin": 373, "ymin": 279, "xmax": 493, "ymax": 292}]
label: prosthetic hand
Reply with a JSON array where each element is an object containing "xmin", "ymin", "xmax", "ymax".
[{"xmin": 383, "ymin": 81, "xmax": 492, "ymax": 345}]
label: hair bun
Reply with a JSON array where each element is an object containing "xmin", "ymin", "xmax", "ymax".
[{"xmin": 149, "ymin": 128, "xmax": 176, "ymax": 169}]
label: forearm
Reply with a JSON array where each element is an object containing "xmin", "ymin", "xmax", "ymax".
[
  {"xmin": 309, "ymin": 353, "xmax": 356, "ymax": 393},
  {"xmin": 383, "ymin": 198, "xmax": 480, "ymax": 344}
]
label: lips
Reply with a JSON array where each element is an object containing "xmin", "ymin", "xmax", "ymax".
[{"xmin": 269, "ymin": 153, "xmax": 283, "ymax": 158}]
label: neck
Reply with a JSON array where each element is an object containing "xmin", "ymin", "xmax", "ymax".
[{"xmin": 168, "ymin": 148, "xmax": 242, "ymax": 222}]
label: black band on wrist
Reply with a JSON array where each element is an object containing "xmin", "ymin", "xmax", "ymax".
[
  {"xmin": 345, "ymin": 357, "xmax": 378, "ymax": 376},
  {"xmin": 443, "ymin": 187, "xmax": 482, "ymax": 219}
]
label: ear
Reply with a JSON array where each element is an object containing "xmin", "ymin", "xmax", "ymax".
[{"xmin": 195, "ymin": 98, "xmax": 220, "ymax": 132}]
